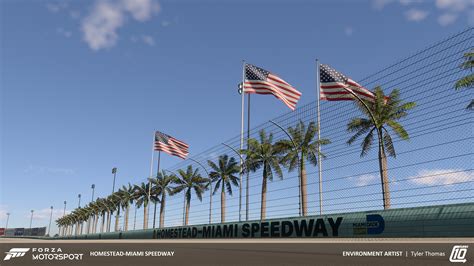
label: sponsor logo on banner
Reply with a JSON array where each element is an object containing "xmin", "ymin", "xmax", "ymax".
[{"xmin": 352, "ymin": 214, "xmax": 385, "ymax": 235}]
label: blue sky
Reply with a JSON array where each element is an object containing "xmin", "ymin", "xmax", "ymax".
[{"xmin": 1, "ymin": 0, "xmax": 473, "ymax": 235}]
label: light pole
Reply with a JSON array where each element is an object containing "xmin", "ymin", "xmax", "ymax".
[
  {"xmin": 29, "ymin": 210, "xmax": 34, "ymax": 230},
  {"xmin": 222, "ymin": 142, "xmax": 246, "ymax": 221},
  {"xmin": 5, "ymin": 213, "xmax": 10, "ymax": 233},
  {"xmin": 62, "ymin": 201, "xmax": 66, "ymax": 236},
  {"xmin": 269, "ymin": 120, "xmax": 303, "ymax": 216},
  {"xmin": 188, "ymin": 158, "xmax": 212, "ymax": 224},
  {"xmin": 112, "ymin": 167, "xmax": 117, "ymax": 194},
  {"xmin": 48, "ymin": 206, "xmax": 53, "ymax": 236},
  {"xmin": 91, "ymin": 184, "xmax": 95, "ymax": 201},
  {"xmin": 78, "ymin": 194, "xmax": 81, "ymax": 208}
]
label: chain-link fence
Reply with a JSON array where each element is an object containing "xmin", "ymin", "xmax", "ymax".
[{"xmin": 61, "ymin": 28, "xmax": 473, "ymax": 235}]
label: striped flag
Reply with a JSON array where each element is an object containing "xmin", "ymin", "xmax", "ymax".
[
  {"xmin": 244, "ymin": 64, "xmax": 302, "ymax": 110},
  {"xmin": 154, "ymin": 131, "xmax": 189, "ymax": 159},
  {"xmin": 320, "ymin": 64, "xmax": 375, "ymax": 101}
]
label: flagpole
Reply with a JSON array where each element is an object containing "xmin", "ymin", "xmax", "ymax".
[
  {"xmin": 316, "ymin": 59, "xmax": 323, "ymax": 215},
  {"xmin": 239, "ymin": 60, "xmax": 246, "ymax": 222},
  {"xmin": 150, "ymin": 130, "xmax": 155, "ymax": 180},
  {"xmin": 147, "ymin": 130, "xmax": 155, "ymax": 229},
  {"xmin": 152, "ymin": 151, "xmax": 161, "ymax": 228},
  {"xmin": 246, "ymin": 93, "xmax": 250, "ymax": 222}
]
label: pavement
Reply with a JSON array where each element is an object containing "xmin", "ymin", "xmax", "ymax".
[{"xmin": 1, "ymin": 237, "xmax": 473, "ymax": 243}]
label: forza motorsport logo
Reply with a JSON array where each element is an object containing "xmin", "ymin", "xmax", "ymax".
[
  {"xmin": 4, "ymin": 248, "xmax": 30, "ymax": 261},
  {"xmin": 4, "ymin": 248, "xmax": 84, "ymax": 261}
]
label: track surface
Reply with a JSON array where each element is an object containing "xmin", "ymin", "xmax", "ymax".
[{"xmin": 1, "ymin": 237, "xmax": 473, "ymax": 243}]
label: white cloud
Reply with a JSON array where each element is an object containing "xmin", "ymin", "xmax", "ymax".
[
  {"xmin": 352, "ymin": 174, "xmax": 378, "ymax": 187},
  {"xmin": 405, "ymin": 8, "xmax": 429, "ymax": 21},
  {"xmin": 24, "ymin": 165, "xmax": 75, "ymax": 175},
  {"xmin": 142, "ymin": 35, "xmax": 155, "ymax": 46},
  {"xmin": 46, "ymin": 2, "xmax": 68, "ymax": 13},
  {"xmin": 46, "ymin": 3, "xmax": 60, "ymax": 13},
  {"xmin": 70, "ymin": 10, "xmax": 81, "ymax": 20},
  {"xmin": 81, "ymin": 0, "xmax": 160, "ymax": 51},
  {"xmin": 81, "ymin": 1, "xmax": 124, "ymax": 51},
  {"xmin": 130, "ymin": 35, "xmax": 156, "ymax": 46},
  {"xmin": 372, "ymin": 0, "xmax": 394, "ymax": 10},
  {"xmin": 57, "ymin": 27, "xmax": 73, "ymax": 38},
  {"xmin": 436, "ymin": 0, "xmax": 470, "ymax": 11},
  {"xmin": 438, "ymin": 13, "xmax": 459, "ymax": 25},
  {"xmin": 409, "ymin": 169, "xmax": 474, "ymax": 185},
  {"xmin": 122, "ymin": 0, "xmax": 160, "ymax": 21},
  {"xmin": 399, "ymin": 0, "xmax": 424, "ymax": 5},
  {"xmin": 344, "ymin": 26, "xmax": 354, "ymax": 36},
  {"xmin": 372, "ymin": 0, "xmax": 472, "ymax": 26}
]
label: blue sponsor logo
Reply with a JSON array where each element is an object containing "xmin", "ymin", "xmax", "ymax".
[{"xmin": 352, "ymin": 214, "xmax": 385, "ymax": 235}]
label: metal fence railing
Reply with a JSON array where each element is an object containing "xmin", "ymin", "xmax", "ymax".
[{"xmin": 58, "ymin": 28, "xmax": 473, "ymax": 235}]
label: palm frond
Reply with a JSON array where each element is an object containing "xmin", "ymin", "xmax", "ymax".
[
  {"xmin": 382, "ymin": 127, "xmax": 396, "ymax": 158},
  {"xmin": 386, "ymin": 120, "xmax": 409, "ymax": 140},
  {"xmin": 360, "ymin": 128, "xmax": 375, "ymax": 157}
]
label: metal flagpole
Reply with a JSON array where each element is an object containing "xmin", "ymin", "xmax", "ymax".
[
  {"xmin": 152, "ymin": 151, "xmax": 161, "ymax": 228},
  {"xmin": 146, "ymin": 130, "xmax": 155, "ymax": 229},
  {"xmin": 246, "ymin": 93, "xmax": 250, "ymax": 221},
  {"xmin": 149, "ymin": 130, "xmax": 156, "ymax": 179},
  {"xmin": 316, "ymin": 59, "xmax": 323, "ymax": 215},
  {"xmin": 239, "ymin": 60, "xmax": 246, "ymax": 222}
]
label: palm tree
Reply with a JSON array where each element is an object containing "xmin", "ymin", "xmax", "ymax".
[
  {"xmin": 455, "ymin": 50, "xmax": 473, "ymax": 110},
  {"xmin": 275, "ymin": 121, "xmax": 330, "ymax": 216},
  {"xmin": 96, "ymin": 197, "xmax": 109, "ymax": 233},
  {"xmin": 118, "ymin": 184, "xmax": 135, "ymax": 231},
  {"xmin": 347, "ymin": 86, "xmax": 416, "ymax": 209},
  {"xmin": 105, "ymin": 195, "xmax": 118, "ymax": 232},
  {"xmin": 242, "ymin": 129, "xmax": 283, "ymax": 220},
  {"xmin": 134, "ymin": 182, "xmax": 152, "ymax": 229},
  {"xmin": 109, "ymin": 192, "xmax": 122, "ymax": 232},
  {"xmin": 150, "ymin": 193, "xmax": 160, "ymax": 229},
  {"xmin": 172, "ymin": 165, "xmax": 209, "ymax": 225},
  {"xmin": 150, "ymin": 170, "xmax": 176, "ymax": 228},
  {"xmin": 208, "ymin": 155, "xmax": 240, "ymax": 223},
  {"xmin": 89, "ymin": 200, "xmax": 101, "ymax": 234}
]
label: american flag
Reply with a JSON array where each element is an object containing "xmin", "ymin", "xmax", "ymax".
[
  {"xmin": 154, "ymin": 131, "xmax": 189, "ymax": 159},
  {"xmin": 244, "ymin": 64, "xmax": 302, "ymax": 110},
  {"xmin": 320, "ymin": 64, "xmax": 375, "ymax": 101}
]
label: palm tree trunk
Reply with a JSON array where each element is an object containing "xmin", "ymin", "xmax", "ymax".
[
  {"xmin": 377, "ymin": 129, "xmax": 391, "ymax": 209},
  {"xmin": 101, "ymin": 214, "xmax": 105, "ymax": 233},
  {"xmin": 300, "ymin": 155, "xmax": 308, "ymax": 216},
  {"xmin": 185, "ymin": 198, "xmax": 190, "ymax": 225},
  {"xmin": 221, "ymin": 188, "xmax": 226, "ymax": 223},
  {"xmin": 107, "ymin": 212, "xmax": 111, "ymax": 232},
  {"xmin": 261, "ymin": 166, "xmax": 267, "ymax": 220},
  {"xmin": 94, "ymin": 215, "xmax": 99, "ymax": 233},
  {"xmin": 133, "ymin": 207, "xmax": 137, "ymax": 230},
  {"xmin": 115, "ymin": 209, "xmax": 120, "ymax": 231},
  {"xmin": 143, "ymin": 204, "xmax": 148, "ymax": 229},
  {"xmin": 124, "ymin": 205, "xmax": 129, "ymax": 231},
  {"xmin": 159, "ymin": 193, "xmax": 166, "ymax": 228},
  {"xmin": 153, "ymin": 202, "xmax": 157, "ymax": 228}
]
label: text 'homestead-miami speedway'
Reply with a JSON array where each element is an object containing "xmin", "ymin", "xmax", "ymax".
[{"xmin": 156, "ymin": 217, "xmax": 344, "ymax": 239}]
